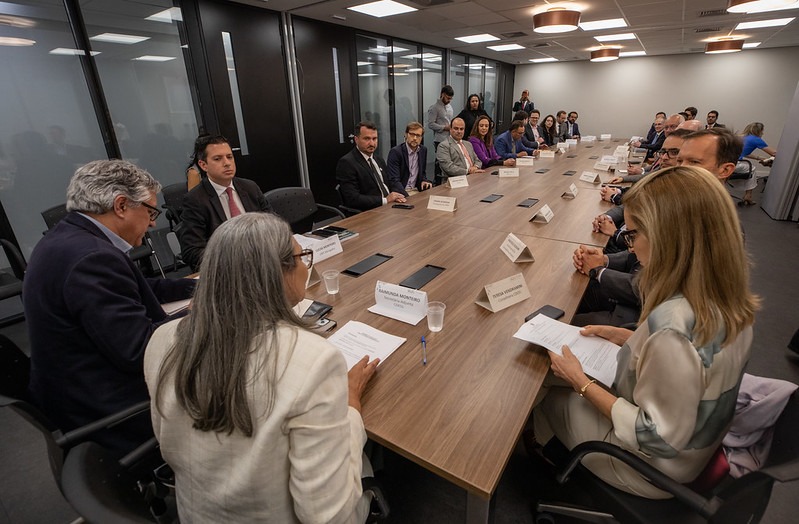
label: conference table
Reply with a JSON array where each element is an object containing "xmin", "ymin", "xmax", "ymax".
[{"xmin": 304, "ymin": 139, "xmax": 628, "ymax": 523}]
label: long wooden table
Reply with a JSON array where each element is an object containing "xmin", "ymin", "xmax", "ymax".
[{"xmin": 304, "ymin": 140, "xmax": 627, "ymax": 523}]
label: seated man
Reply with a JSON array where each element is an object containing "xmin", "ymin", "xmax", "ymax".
[
  {"xmin": 435, "ymin": 117, "xmax": 484, "ymax": 179},
  {"xmin": 572, "ymin": 245, "xmax": 641, "ymax": 328},
  {"xmin": 179, "ymin": 135, "xmax": 271, "ymax": 271},
  {"xmin": 525, "ymin": 110, "xmax": 548, "ymax": 149},
  {"xmin": 386, "ymin": 121, "xmax": 432, "ymax": 196},
  {"xmin": 495, "ymin": 120, "xmax": 536, "ymax": 160},
  {"xmin": 631, "ymin": 116, "xmax": 666, "ymax": 161},
  {"xmin": 336, "ymin": 121, "xmax": 406, "ymax": 211},
  {"xmin": 565, "ymin": 111, "xmax": 581, "ymax": 138},
  {"xmin": 24, "ymin": 160, "xmax": 196, "ymax": 453}
]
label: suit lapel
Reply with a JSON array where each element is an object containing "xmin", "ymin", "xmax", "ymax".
[
  {"xmin": 202, "ymin": 178, "xmax": 226, "ymax": 223},
  {"xmin": 233, "ymin": 180, "xmax": 255, "ymax": 212}
]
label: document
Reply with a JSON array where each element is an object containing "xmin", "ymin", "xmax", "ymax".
[
  {"xmin": 513, "ymin": 314, "xmax": 620, "ymax": 387},
  {"xmin": 327, "ymin": 321, "xmax": 406, "ymax": 370}
]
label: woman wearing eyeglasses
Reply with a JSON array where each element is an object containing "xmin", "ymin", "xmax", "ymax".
[
  {"xmin": 144, "ymin": 213, "xmax": 379, "ymax": 522},
  {"xmin": 534, "ymin": 166, "xmax": 758, "ymax": 498}
]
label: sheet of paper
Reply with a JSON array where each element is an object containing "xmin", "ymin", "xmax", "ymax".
[
  {"xmin": 162, "ymin": 298, "xmax": 190, "ymax": 316},
  {"xmin": 513, "ymin": 314, "xmax": 620, "ymax": 387},
  {"xmin": 327, "ymin": 321, "xmax": 406, "ymax": 370}
]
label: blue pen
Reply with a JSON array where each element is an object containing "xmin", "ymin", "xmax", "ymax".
[{"xmin": 421, "ymin": 336, "xmax": 427, "ymax": 366}]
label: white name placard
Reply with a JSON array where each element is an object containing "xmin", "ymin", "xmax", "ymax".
[
  {"xmin": 428, "ymin": 195, "xmax": 457, "ymax": 212},
  {"xmin": 500, "ymin": 233, "xmax": 535, "ymax": 263},
  {"xmin": 310, "ymin": 234, "xmax": 343, "ymax": 263},
  {"xmin": 475, "ymin": 273, "xmax": 531, "ymax": 313},
  {"xmin": 600, "ymin": 134, "xmax": 612, "ymax": 141},
  {"xmin": 600, "ymin": 155, "xmax": 619, "ymax": 164},
  {"xmin": 447, "ymin": 175, "xmax": 469, "ymax": 188},
  {"xmin": 305, "ymin": 266, "xmax": 321, "ymax": 289},
  {"xmin": 593, "ymin": 162, "xmax": 611, "ymax": 172},
  {"xmin": 367, "ymin": 281, "xmax": 428, "ymax": 325},
  {"xmin": 530, "ymin": 204, "xmax": 554, "ymax": 223},
  {"xmin": 516, "ymin": 156, "xmax": 535, "ymax": 166},
  {"xmin": 498, "ymin": 168, "xmax": 519, "ymax": 178},
  {"xmin": 566, "ymin": 139, "xmax": 578, "ymax": 148},
  {"xmin": 580, "ymin": 171, "xmax": 601, "ymax": 184},
  {"xmin": 582, "ymin": 135, "xmax": 596, "ymax": 142},
  {"xmin": 539, "ymin": 150, "xmax": 556, "ymax": 158},
  {"xmin": 562, "ymin": 183, "xmax": 579, "ymax": 199}
]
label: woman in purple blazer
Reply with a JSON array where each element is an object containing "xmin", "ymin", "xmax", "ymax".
[{"xmin": 468, "ymin": 115, "xmax": 515, "ymax": 168}]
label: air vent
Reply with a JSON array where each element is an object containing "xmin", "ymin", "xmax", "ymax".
[
  {"xmin": 699, "ymin": 9, "xmax": 728, "ymax": 17},
  {"xmin": 695, "ymin": 27, "xmax": 721, "ymax": 33},
  {"xmin": 530, "ymin": 43, "xmax": 551, "ymax": 48},
  {"xmin": 501, "ymin": 31, "xmax": 527, "ymax": 39},
  {"xmin": 410, "ymin": 0, "xmax": 454, "ymax": 6}
]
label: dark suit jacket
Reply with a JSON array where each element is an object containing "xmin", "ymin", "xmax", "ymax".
[
  {"xmin": 386, "ymin": 142, "xmax": 429, "ymax": 196},
  {"xmin": 512, "ymin": 100, "xmax": 534, "ymax": 114},
  {"xmin": 24, "ymin": 212, "xmax": 195, "ymax": 452},
  {"xmin": 179, "ymin": 177, "xmax": 271, "ymax": 271},
  {"xmin": 640, "ymin": 131, "xmax": 666, "ymax": 160},
  {"xmin": 335, "ymin": 148, "xmax": 389, "ymax": 211}
]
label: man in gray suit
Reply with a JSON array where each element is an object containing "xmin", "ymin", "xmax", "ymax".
[
  {"xmin": 556, "ymin": 110, "xmax": 570, "ymax": 142},
  {"xmin": 435, "ymin": 117, "xmax": 484, "ymax": 179}
]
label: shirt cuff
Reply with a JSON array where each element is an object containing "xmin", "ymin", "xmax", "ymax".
[{"xmin": 381, "ymin": 197, "xmax": 387, "ymax": 205}]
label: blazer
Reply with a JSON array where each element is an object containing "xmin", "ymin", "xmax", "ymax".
[
  {"xmin": 24, "ymin": 212, "xmax": 196, "ymax": 453},
  {"xmin": 524, "ymin": 123, "xmax": 544, "ymax": 145},
  {"xmin": 557, "ymin": 121, "xmax": 570, "ymax": 142},
  {"xmin": 512, "ymin": 100, "xmax": 534, "ymax": 114},
  {"xmin": 639, "ymin": 131, "xmax": 666, "ymax": 160},
  {"xmin": 467, "ymin": 136, "xmax": 502, "ymax": 167},
  {"xmin": 494, "ymin": 130, "xmax": 535, "ymax": 160},
  {"xmin": 179, "ymin": 177, "xmax": 271, "ymax": 271},
  {"xmin": 435, "ymin": 135, "xmax": 482, "ymax": 178},
  {"xmin": 565, "ymin": 121, "xmax": 581, "ymax": 138},
  {"xmin": 386, "ymin": 142, "xmax": 429, "ymax": 196},
  {"xmin": 336, "ymin": 147, "xmax": 390, "ymax": 211}
]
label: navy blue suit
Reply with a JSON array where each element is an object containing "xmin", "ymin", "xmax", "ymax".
[
  {"xmin": 385, "ymin": 142, "xmax": 429, "ymax": 196},
  {"xmin": 495, "ymin": 130, "xmax": 535, "ymax": 159},
  {"xmin": 24, "ymin": 212, "xmax": 195, "ymax": 452}
]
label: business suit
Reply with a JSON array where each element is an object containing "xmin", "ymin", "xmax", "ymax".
[
  {"xmin": 512, "ymin": 100, "xmax": 534, "ymax": 114},
  {"xmin": 638, "ymin": 131, "xmax": 666, "ymax": 160},
  {"xmin": 572, "ymin": 250, "xmax": 641, "ymax": 327},
  {"xmin": 179, "ymin": 177, "xmax": 271, "ymax": 271},
  {"xmin": 435, "ymin": 135, "xmax": 481, "ymax": 178},
  {"xmin": 24, "ymin": 212, "xmax": 196, "ymax": 453},
  {"xmin": 494, "ymin": 130, "xmax": 535, "ymax": 160},
  {"xmin": 524, "ymin": 123, "xmax": 544, "ymax": 145},
  {"xmin": 336, "ymin": 147, "xmax": 390, "ymax": 211},
  {"xmin": 706, "ymin": 123, "xmax": 726, "ymax": 129},
  {"xmin": 565, "ymin": 121, "xmax": 581, "ymax": 138},
  {"xmin": 386, "ymin": 142, "xmax": 429, "ymax": 196},
  {"xmin": 557, "ymin": 121, "xmax": 570, "ymax": 142}
]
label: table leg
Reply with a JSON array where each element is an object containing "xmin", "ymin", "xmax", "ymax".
[{"xmin": 466, "ymin": 491, "xmax": 495, "ymax": 524}]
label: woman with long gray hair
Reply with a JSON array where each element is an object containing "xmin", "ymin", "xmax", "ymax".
[{"xmin": 144, "ymin": 212, "xmax": 378, "ymax": 522}]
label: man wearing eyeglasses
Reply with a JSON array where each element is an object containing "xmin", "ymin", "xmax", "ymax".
[
  {"xmin": 179, "ymin": 135, "xmax": 272, "ymax": 271},
  {"xmin": 386, "ymin": 121, "xmax": 432, "ymax": 197},
  {"xmin": 24, "ymin": 160, "xmax": 197, "ymax": 454}
]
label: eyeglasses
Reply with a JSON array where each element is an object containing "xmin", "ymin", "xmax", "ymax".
[
  {"xmin": 619, "ymin": 229, "xmax": 638, "ymax": 249},
  {"xmin": 140, "ymin": 202, "xmax": 162, "ymax": 221},
  {"xmin": 292, "ymin": 248, "xmax": 314, "ymax": 269},
  {"xmin": 407, "ymin": 131, "xmax": 423, "ymax": 138},
  {"xmin": 656, "ymin": 148, "xmax": 681, "ymax": 158}
]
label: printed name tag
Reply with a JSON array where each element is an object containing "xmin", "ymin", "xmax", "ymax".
[
  {"xmin": 600, "ymin": 134, "xmax": 612, "ymax": 141},
  {"xmin": 516, "ymin": 156, "xmax": 535, "ymax": 166},
  {"xmin": 500, "ymin": 233, "xmax": 535, "ymax": 263},
  {"xmin": 447, "ymin": 175, "xmax": 469, "ymax": 188},
  {"xmin": 539, "ymin": 150, "xmax": 556, "ymax": 158},
  {"xmin": 593, "ymin": 162, "xmax": 611, "ymax": 172},
  {"xmin": 600, "ymin": 155, "xmax": 619, "ymax": 164},
  {"xmin": 581, "ymin": 136, "xmax": 596, "ymax": 142},
  {"xmin": 309, "ymin": 234, "xmax": 343, "ymax": 263},
  {"xmin": 579, "ymin": 171, "xmax": 601, "ymax": 184},
  {"xmin": 428, "ymin": 195, "xmax": 457, "ymax": 212},
  {"xmin": 368, "ymin": 281, "xmax": 428, "ymax": 325},
  {"xmin": 498, "ymin": 168, "xmax": 519, "ymax": 178},
  {"xmin": 475, "ymin": 273, "xmax": 531, "ymax": 313},
  {"xmin": 530, "ymin": 204, "xmax": 554, "ymax": 223},
  {"xmin": 562, "ymin": 183, "xmax": 579, "ymax": 199}
]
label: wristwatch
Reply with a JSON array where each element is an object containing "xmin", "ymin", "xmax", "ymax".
[{"xmin": 589, "ymin": 267, "xmax": 601, "ymax": 280}]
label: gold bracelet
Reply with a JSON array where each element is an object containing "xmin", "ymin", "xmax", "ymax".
[{"xmin": 579, "ymin": 379, "xmax": 597, "ymax": 397}]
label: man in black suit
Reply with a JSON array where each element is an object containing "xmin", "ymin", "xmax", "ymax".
[
  {"xmin": 336, "ymin": 121, "xmax": 406, "ymax": 211},
  {"xmin": 24, "ymin": 160, "xmax": 196, "ymax": 453},
  {"xmin": 706, "ymin": 110, "xmax": 725, "ymax": 129},
  {"xmin": 571, "ymin": 245, "xmax": 641, "ymax": 327},
  {"xmin": 512, "ymin": 89, "xmax": 534, "ymax": 114},
  {"xmin": 178, "ymin": 135, "xmax": 271, "ymax": 271},
  {"xmin": 632, "ymin": 116, "xmax": 667, "ymax": 161},
  {"xmin": 386, "ymin": 121, "xmax": 432, "ymax": 197},
  {"xmin": 566, "ymin": 111, "xmax": 581, "ymax": 138}
]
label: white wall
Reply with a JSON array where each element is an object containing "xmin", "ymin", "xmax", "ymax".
[{"xmin": 515, "ymin": 46, "xmax": 799, "ymax": 147}]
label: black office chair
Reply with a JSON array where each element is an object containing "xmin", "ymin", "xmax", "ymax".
[
  {"xmin": 0, "ymin": 238, "xmax": 27, "ymax": 327},
  {"xmin": 41, "ymin": 203, "xmax": 69, "ymax": 232},
  {"xmin": 534, "ymin": 391, "xmax": 799, "ymax": 524},
  {"xmin": 264, "ymin": 187, "xmax": 345, "ymax": 233},
  {"xmin": 160, "ymin": 182, "xmax": 188, "ymax": 231},
  {"xmin": 334, "ymin": 184, "xmax": 362, "ymax": 217}
]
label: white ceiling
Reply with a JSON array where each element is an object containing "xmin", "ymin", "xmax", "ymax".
[{"xmin": 246, "ymin": 0, "xmax": 799, "ymax": 63}]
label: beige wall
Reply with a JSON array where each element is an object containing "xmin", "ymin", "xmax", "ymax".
[{"xmin": 514, "ymin": 46, "xmax": 799, "ymax": 148}]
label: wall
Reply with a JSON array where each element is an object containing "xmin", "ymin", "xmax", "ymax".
[{"xmin": 514, "ymin": 47, "xmax": 799, "ymax": 146}]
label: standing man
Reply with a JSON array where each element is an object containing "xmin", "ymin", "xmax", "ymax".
[
  {"xmin": 706, "ymin": 110, "xmax": 725, "ymax": 129},
  {"xmin": 436, "ymin": 117, "xmax": 484, "ymax": 179},
  {"xmin": 24, "ymin": 160, "xmax": 196, "ymax": 453},
  {"xmin": 178, "ymin": 135, "xmax": 271, "ymax": 271},
  {"xmin": 566, "ymin": 111, "xmax": 581, "ymax": 138},
  {"xmin": 427, "ymin": 85, "xmax": 454, "ymax": 185},
  {"xmin": 386, "ymin": 121, "xmax": 432, "ymax": 197},
  {"xmin": 336, "ymin": 121, "xmax": 406, "ymax": 211},
  {"xmin": 556, "ymin": 110, "xmax": 570, "ymax": 142},
  {"xmin": 512, "ymin": 89, "xmax": 534, "ymax": 114}
]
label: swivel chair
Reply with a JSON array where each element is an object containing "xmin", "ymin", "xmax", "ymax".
[{"xmin": 264, "ymin": 187, "xmax": 345, "ymax": 233}]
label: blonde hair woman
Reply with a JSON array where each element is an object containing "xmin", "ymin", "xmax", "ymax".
[{"xmin": 534, "ymin": 166, "xmax": 758, "ymax": 499}]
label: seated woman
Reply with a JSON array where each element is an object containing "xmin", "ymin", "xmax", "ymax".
[
  {"xmin": 534, "ymin": 165, "xmax": 758, "ymax": 499},
  {"xmin": 735, "ymin": 122, "xmax": 777, "ymax": 206},
  {"xmin": 144, "ymin": 213, "xmax": 378, "ymax": 522},
  {"xmin": 456, "ymin": 94, "xmax": 488, "ymax": 139},
  {"xmin": 185, "ymin": 134, "xmax": 210, "ymax": 191},
  {"xmin": 540, "ymin": 114, "xmax": 558, "ymax": 147},
  {"xmin": 468, "ymin": 115, "xmax": 515, "ymax": 168}
]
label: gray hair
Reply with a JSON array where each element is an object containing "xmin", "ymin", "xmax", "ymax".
[
  {"xmin": 156, "ymin": 213, "xmax": 306, "ymax": 436},
  {"xmin": 66, "ymin": 160, "xmax": 160, "ymax": 213}
]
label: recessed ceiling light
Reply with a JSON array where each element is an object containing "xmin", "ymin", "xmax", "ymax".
[
  {"xmin": 579, "ymin": 18, "xmax": 627, "ymax": 31},
  {"xmin": 742, "ymin": 1, "xmax": 799, "ymax": 13},
  {"xmin": 357, "ymin": 61, "xmax": 372, "ymax": 66},
  {"xmin": 594, "ymin": 33, "xmax": 636, "ymax": 42},
  {"xmin": 620, "ymin": 51, "xmax": 646, "ymax": 57},
  {"xmin": 727, "ymin": 0, "xmax": 797, "ymax": 14},
  {"xmin": 145, "ymin": 7, "xmax": 183, "ymax": 23},
  {"xmin": 347, "ymin": 0, "xmax": 417, "ymax": 18},
  {"xmin": 49, "ymin": 48, "xmax": 100, "ymax": 56},
  {"xmin": 0, "ymin": 37, "xmax": 35, "ymax": 46},
  {"xmin": 487, "ymin": 44, "xmax": 525, "ymax": 51},
  {"xmin": 132, "ymin": 55, "xmax": 176, "ymax": 61},
  {"xmin": 90, "ymin": 33, "xmax": 149, "ymax": 44},
  {"xmin": 529, "ymin": 57, "xmax": 558, "ymax": 63},
  {"xmin": 743, "ymin": 41, "xmax": 762, "ymax": 48},
  {"xmin": 735, "ymin": 17, "xmax": 795, "ymax": 29},
  {"xmin": 0, "ymin": 15, "xmax": 37, "ymax": 28},
  {"xmin": 455, "ymin": 34, "xmax": 499, "ymax": 44},
  {"xmin": 358, "ymin": 73, "xmax": 378, "ymax": 77}
]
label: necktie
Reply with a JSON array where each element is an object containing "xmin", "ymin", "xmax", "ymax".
[
  {"xmin": 225, "ymin": 186, "xmax": 242, "ymax": 217},
  {"xmin": 457, "ymin": 141, "xmax": 473, "ymax": 168},
  {"xmin": 369, "ymin": 158, "xmax": 388, "ymax": 197}
]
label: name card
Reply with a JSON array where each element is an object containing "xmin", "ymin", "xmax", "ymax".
[
  {"xmin": 530, "ymin": 204, "xmax": 554, "ymax": 223},
  {"xmin": 516, "ymin": 156, "xmax": 535, "ymax": 166},
  {"xmin": 498, "ymin": 168, "xmax": 519, "ymax": 178},
  {"xmin": 562, "ymin": 183, "xmax": 579, "ymax": 199},
  {"xmin": 447, "ymin": 175, "xmax": 469, "ymax": 188},
  {"xmin": 581, "ymin": 135, "xmax": 597, "ymax": 142},
  {"xmin": 600, "ymin": 155, "xmax": 619, "ymax": 164},
  {"xmin": 593, "ymin": 162, "xmax": 611, "ymax": 172},
  {"xmin": 556, "ymin": 143, "xmax": 568, "ymax": 152},
  {"xmin": 367, "ymin": 281, "xmax": 428, "ymax": 325},
  {"xmin": 539, "ymin": 150, "xmax": 556, "ymax": 158},
  {"xmin": 566, "ymin": 139, "xmax": 578, "ymax": 148},
  {"xmin": 475, "ymin": 273, "xmax": 531, "ymax": 313},
  {"xmin": 614, "ymin": 145, "xmax": 629, "ymax": 154},
  {"xmin": 631, "ymin": 147, "xmax": 647, "ymax": 157},
  {"xmin": 579, "ymin": 171, "xmax": 601, "ymax": 184},
  {"xmin": 500, "ymin": 233, "xmax": 535, "ymax": 263},
  {"xmin": 294, "ymin": 233, "xmax": 343, "ymax": 263},
  {"xmin": 600, "ymin": 134, "xmax": 612, "ymax": 141},
  {"xmin": 305, "ymin": 266, "xmax": 321, "ymax": 289},
  {"xmin": 428, "ymin": 195, "xmax": 457, "ymax": 212}
]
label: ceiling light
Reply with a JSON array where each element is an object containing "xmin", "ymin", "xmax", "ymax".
[
  {"xmin": 0, "ymin": 15, "xmax": 37, "ymax": 28},
  {"xmin": 594, "ymin": 33, "xmax": 636, "ymax": 42},
  {"xmin": 487, "ymin": 44, "xmax": 525, "ymax": 51},
  {"xmin": 401, "ymin": 52, "xmax": 440, "ymax": 61},
  {"xmin": 705, "ymin": 39, "xmax": 745, "ymax": 53},
  {"xmin": 590, "ymin": 48, "xmax": 620, "ymax": 62},
  {"xmin": 743, "ymin": 41, "xmax": 762, "ymax": 47},
  {"xmin": 727, "ymin": 0, "xmax": 797, "ymax": 13},
  {"xmin": 132, "ymin": 55, "xmax": 176, "ymax": 61},
  {"xmin": 358, "ymin": 73, "xmax": 378, "ymax": 77},
  {"xmin": 90, "ymin": 33, "xmax": 149, "ymax": 44},
  {"xmin": 0, "ymin": 37, "xmax": 35, "ymax": 46},
  {"xmin": 735, "ymin": 17, "xmax": 795, "ymax": 29},
  {"xmin": 579, "ymin": 18, "xmax": 627, "ymax": 31},
  {"xmin": 347, "ymin": 0, "xmax": 417, "ymax": 18},
  {"xmin": 529, "ymin": 57, "xmax": 558, "ymax": 63},
  {"xmin": 455, "ymin": 34, "xmax": 499, "ymax": 43},
  {"xmin": 620, "ymin": 51, "xmax": 647, "ymax": 57},
  {"xmin": 533, "ymin": 7, "xmax": 581, "ymax": 34},
  {"xmin": 145, "ymin": 7, "xmax": 183, "ymax": 23},
  {"xmin": 49, "ymin": 48, "xmax": 100, "ymax": 56}
]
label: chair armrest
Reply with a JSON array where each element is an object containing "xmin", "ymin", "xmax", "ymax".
[
  {"xmin": 317, "ymin": 203, "xmax": 346, "ymax": 220},
  {"xmin": 362, "ymin": 476, "xmax": 390, "ymax": 522},
  {"xmin": 339, "ymin": 204, "xmax": 362, "ymax": 217},
  {"xmin": 56, "ymin": 400, "xmax": 151, "ymax": 449}
]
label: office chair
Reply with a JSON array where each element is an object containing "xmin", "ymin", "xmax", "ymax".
[
  {"xmin": 334, "ymin": 184, "xmax": 362, "ymax": 217},
  {"xmin": 264, "ymin": 187, "xmax": 345, "ymax": 233},
  {"xmin": 0, "ymin": 238, "xmax": 27, "ymax": 327},
  {"xmin": 41, "ymin": 203, "xmax": 69, "ymax": 232},
  {"xmin": 534, "ymin": 391, "xmax": 799, "ymax": 524},
  {"xmin": 160, "ymin": 182, "xmax": 188, "ymax": 231}
]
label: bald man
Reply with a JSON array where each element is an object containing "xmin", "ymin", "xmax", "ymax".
[{"xmin": 435, "ymin": 117, "xmax": 484, "ymax": 179}]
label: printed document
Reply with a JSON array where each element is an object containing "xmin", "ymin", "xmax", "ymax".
[{"xmin": 328, "ymin": 321, "xmax": 406, "ymax": 370}]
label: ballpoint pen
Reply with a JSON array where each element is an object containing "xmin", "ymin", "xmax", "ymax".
[{"xmin": 421, "ymin": 336, "xmax": 427, "ymax": 366}]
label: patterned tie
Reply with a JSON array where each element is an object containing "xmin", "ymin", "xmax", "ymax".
[
  {"xmin": 225, "ymin": 186, "xmax": 242, "ymax": 217},
  {"xmin": 457, "ymin": 141, "xmax": 473, "ymax": 168},
  {"xmin": 369, "ymin": 158, "xmax": 388, "ymax": 197}
]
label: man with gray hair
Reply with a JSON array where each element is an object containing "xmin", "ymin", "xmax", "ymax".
[{"xmin": 24, "ymin": 159, "xmax": 196, "ymax": 453}]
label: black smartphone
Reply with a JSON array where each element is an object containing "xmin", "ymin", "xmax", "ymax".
[
  {"xmin": 517, "ymin": 198, "xmax": 539, "ymax": 208},
  {"xmin": 310, "ymin": 228, "xmax": 337, "ymax": 238},
  {"xmin": 535, "ymin": 168, "xmax": 549, "ymax": 174},
  {"xmin": 392, "ymin": 204, "xmax": 414, "ymax": 209},
  {"xmin": 325, "ymin": 226, "xmax": 348, "ymax": 233},
  {"xmin": 525, "ymin": 305, "xmax": 566, "ymax": 322},
  {"xmin": 342, "ymin": 253, "xmax": 393, "ymax": 277},
  {"xmin": 399, "ymin": 264, "xmax": 445, "ymax": 289},
  {"xmin": 480, "ymin": 194, "xmax": 503, "ymax": 203},
  {"xmin": 562, "ymin": 170, "xmax": 577, "ymax": 176},
  {"xmin": 566, "ymin": 154, "xmax": 577, "ymax": 158},
  {"xmin": 490, "ymin": 170, "xmax": 499, "ymax": 175}
]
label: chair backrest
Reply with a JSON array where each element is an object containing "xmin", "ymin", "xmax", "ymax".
[
  {"xmin": 264, "ymin": 187, "xmax": 319, "ymax": 233},
  {"xmin": 729, "ymin": 159, "xmax": 754, "ymax": 181},
  {"xmin": 161, "ymin": 182, "xmax": 188, "ymax": 230},
  {"xmin": 41, "ymin": 203, "xmax": 69, "ymax": 231},
  {"xmin": 0, "ymin": 238, "xmax": 27, "ymax": 280}
]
